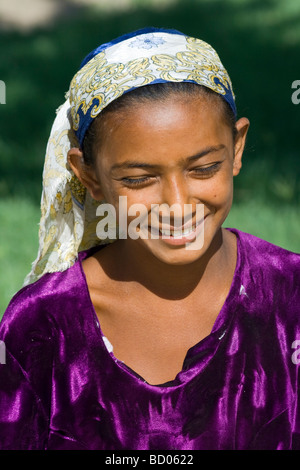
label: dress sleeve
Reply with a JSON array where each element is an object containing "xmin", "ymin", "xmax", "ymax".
[
  {"xmin": 0, "ymin": 285, "xmax": 54, "ymax": 450},
  {"xmin": 0, "ymin": 349, "xmax": 49, "ymax": 450}
]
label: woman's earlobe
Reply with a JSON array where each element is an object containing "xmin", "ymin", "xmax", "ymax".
[
  {"xmin": 233, "ymin": 117, "xmax": 250, "ymax": 176},
  {"xmin": 67, "ymin": 148, "xmax": 85, "ymax": 178},
  {"xmin": 67, "ymin": 148, "xmax": 104, "ymax": 201}
]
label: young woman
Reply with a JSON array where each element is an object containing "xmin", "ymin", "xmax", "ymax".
[{"xmin": 0, "ymin": 27, "xmax": 299, "ymax": 450}]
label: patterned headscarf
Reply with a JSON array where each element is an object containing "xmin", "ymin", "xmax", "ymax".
[{"xmin": 24, "ymin": 27, "xmax": 236, "ymax": 285}]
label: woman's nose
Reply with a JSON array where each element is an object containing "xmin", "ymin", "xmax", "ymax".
[
  {"xmin": 161, "ymin": 174, "xmax": 190, "ymax": 204},
  {"xmin": 159, "ymin": 175, "xmax": 191, "ymax": 225}
]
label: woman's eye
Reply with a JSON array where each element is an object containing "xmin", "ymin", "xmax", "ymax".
[
  {"xmin": 191, "ymin": 162, "xmax": 221, "ymax": 176},
  {"xmin": 121, "ymin": 176, "xmax": 151, "ymax": 187}
]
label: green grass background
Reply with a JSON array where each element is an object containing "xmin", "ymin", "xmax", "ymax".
[{"xmin": 0, "ymin": 0, "xmax": 299, "ymax": 315}]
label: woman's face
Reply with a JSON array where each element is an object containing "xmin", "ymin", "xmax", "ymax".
[{"xmin": 80, "ymin": 94, "xmax": 249, "ymax": 265}]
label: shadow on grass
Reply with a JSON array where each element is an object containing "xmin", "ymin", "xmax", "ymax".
[{"xmin": 0, "ymin": 0, "xmax": 299, "ymax": 205}]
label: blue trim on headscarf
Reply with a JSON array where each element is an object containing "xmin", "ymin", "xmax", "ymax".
[
  {"xmin": 77, "ymin": 78, "xmax": 237, "ymax": 147},
  {"xmin": 79, "ymin": 27, "xmax": 186, "ymax": 69},
  {"xmin": 125, "ymin": 78, "xmax": 237, "ymax": 117},
  {"xmin": 213, "ymin": 77, "xmax": 237, "ymax": 116},
  {"xmin": 76, "ymin": 96, "xmax": 100, "ymax": 147}
]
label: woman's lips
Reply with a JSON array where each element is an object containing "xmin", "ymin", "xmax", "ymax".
[{"xmin": 148, "ymin": 217, "xmax": 205, "ymax": 246}]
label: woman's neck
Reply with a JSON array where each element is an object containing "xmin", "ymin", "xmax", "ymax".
[{"xmin": 99, "ymin": 228, "xmax": 236, "ymax": 301}]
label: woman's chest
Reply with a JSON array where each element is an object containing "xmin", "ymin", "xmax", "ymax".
[{"xmin": 92, "ymin": 289, "xmax": 226, "ymax": 385}]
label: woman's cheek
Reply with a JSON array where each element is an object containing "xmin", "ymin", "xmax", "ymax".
[{"xmin": 193, "ymin": 175, "xmax": 232, "ymax": 205}]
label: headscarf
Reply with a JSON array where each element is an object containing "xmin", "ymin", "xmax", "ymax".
[{"xmin": 24, "ymin": 27, "xmax": 236, "ymax": 285}]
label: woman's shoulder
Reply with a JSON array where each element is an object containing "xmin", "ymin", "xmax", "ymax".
[
  {"xmin": 3, "ymin": 257, "xmax": 83, "ymax": 313},
  {"xmin": 0, "ymin": 253, "xmax": 90, "ymax": 359},
  {"xmin": 227, "ymin": 229, "xmax": 300, "ymax": 340},
  {"xmin": 230, "ymin": 227, "xmax": 299, "ymax": 269},
  {"xmin": 229, "ymin": 227, "xmax": 300, "ymax": 309}
]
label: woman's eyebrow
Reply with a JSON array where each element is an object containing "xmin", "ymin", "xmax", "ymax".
[
  {"xmin": 186, "ymin": 144, "xmax": 225, "ymax": 163},
  {"xmin": 110, "ymin": 145, "xmax": 225, "ymax": 171},
  {"xmin": 111, "ymin": 162, "xmax": 156, "ymax": 170}
]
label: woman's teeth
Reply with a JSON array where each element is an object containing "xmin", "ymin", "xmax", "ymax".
[{"xmin": 159, "ymin": 225, "xmax": 196, "ymax": 238}]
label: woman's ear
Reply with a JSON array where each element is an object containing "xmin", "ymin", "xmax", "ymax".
[
  {"xmin": 232, "ymin": 117, "xmax": 250, "ymax": 176},
  {"xmin": 67, "ymin": 148, "xmax": 104, "ymax": 201}
]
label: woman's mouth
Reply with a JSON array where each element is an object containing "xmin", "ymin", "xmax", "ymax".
[
  {"xmin": 148, "ymin": 218, "xmax": 205, "ymax": 246},
  {"xmin": 159, "ymin": 223, "xmax": 198, "ymax": 238}
]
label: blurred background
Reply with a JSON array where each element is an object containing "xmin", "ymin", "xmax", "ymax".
[{"xmin": 0, "ymin": 0, "xmax": 299, "ymax": 314}]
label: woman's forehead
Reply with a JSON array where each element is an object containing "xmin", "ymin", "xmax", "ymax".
[{"xmin": 96, "ymin": 97, "xmax": 232, "ymax": 166}]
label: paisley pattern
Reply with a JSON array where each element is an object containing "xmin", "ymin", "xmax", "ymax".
[{"xmin": 24, "ymin": 29, "xmax": 236, "ymax": 285}]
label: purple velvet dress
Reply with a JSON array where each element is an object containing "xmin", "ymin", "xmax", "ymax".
[{"xmin": 0, "ymin": 228, "xmax": 299, "ymax": 450}]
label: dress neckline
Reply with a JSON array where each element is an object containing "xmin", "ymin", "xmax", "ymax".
[{"xmin": 77, "ymin": 228, "xmax": 244, "ymax": 389}]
